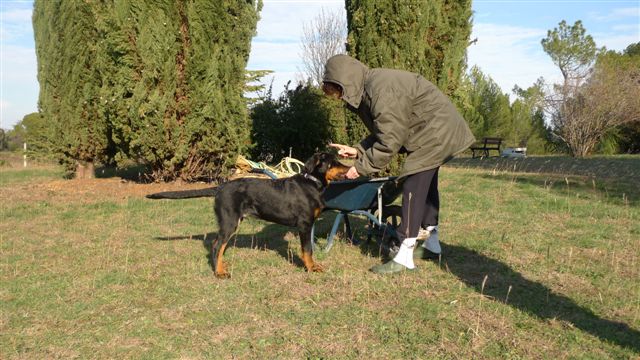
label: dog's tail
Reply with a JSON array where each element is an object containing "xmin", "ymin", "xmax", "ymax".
[{"xmin": 146, "ymin": 186, "xmax": 221, "ymax": 200}]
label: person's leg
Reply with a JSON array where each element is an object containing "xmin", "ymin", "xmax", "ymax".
[
  {"xmin": 418, "ymin": 167, "xmax": 441, "ymax": 255},
  {"xmin": 398, "ymin": 170, "xmax": 436, "ymax": 240},
  {"xmin": 422, "ymin": 167, "xmax": 439, "ymax": 228},
  {"xmin": 371, "ymin": 169, "xmax": 437, "ymax": 274}
]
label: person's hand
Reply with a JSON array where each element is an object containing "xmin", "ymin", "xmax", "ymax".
[
  {"xmin": 346, "ymin": 166, "xmax": 359, "ymax": 179},
  {"xmin": 329, "ymin": 143, "xmax": 357, "ymax": 159}
]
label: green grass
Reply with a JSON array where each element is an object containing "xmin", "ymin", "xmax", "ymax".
[
  {"xmin": 0, "ymin": 166, "xmax": 64, "ymax": 185},
  {"xmin": 1, "ymin": 157, "xmax": 639, "ymax": 359}
]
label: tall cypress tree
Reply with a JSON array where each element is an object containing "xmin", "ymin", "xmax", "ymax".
[
  {"xmin": 344, "ymin": 0, "xmax": 472, "ymax": 172},
  {"xmin": 345, "ymin": 0, "xmax": 471, "ymax": 96},
  {"xmin": 99, "ymin": 1, "xmax": 262, "ymax": 181},
  {"xmin": 34, "ymin": 0, "xmax": 262, "ymax": 181},
  {"xmin": 181, "ymin": 1, "xmax": 262, "ymax": 180},
  {"xmin": 33, "ymin": 0, "xmax": 109, "ymax": 178}
]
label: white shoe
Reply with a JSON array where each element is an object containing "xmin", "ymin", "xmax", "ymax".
[
  {"xmin": 392, "ymin": 237, "xmax": 417, "ymax": 269},
  {"xmin": 423, "ymin": 227, "xmax": 441, "ymax": 254},
  {"xmin": 417, "ymin": 228, "xmax": 430, "ymax": 240}
]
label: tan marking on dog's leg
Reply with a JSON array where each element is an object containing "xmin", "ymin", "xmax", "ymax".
[
  {"xmin": 215, "ymin": 242, "xmax": 230, "ymax": 279},
  {"xmin": 301, "ymin": 250, "xmax": 324, "ymax": 272}
]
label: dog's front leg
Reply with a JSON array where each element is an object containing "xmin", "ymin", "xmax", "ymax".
[{"xmin": 299, "ymin": 229, "xmax": 323, "ymax": 272}]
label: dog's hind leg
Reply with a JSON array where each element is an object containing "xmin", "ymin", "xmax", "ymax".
[
  {"xmin": 211, "ymin": 194, "xmax": 246, "ymax": 279},
  {"xmin": 212, "ymin": 214, "xmax": 241, "ymax": 279},
  {"xmin": 211, "ymin": 236, "xmax": 231, "ymax": 279},
  {"xmin": 299, "ymin": 228, "xmax": 323, "ymax": 272}
]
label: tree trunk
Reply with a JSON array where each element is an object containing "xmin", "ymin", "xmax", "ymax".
[{"xmin": 76, "ymin": 161, "xmax": 95, "ymax": 179}]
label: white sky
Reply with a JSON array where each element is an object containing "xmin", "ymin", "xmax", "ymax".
[{"xmin": 1, "ymin": 0, "xmax": 639, "ymax": 130}]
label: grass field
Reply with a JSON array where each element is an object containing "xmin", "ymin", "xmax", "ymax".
[{"xmin": 1, "ymin": 154, "xmax": 639, "ymax": 359}]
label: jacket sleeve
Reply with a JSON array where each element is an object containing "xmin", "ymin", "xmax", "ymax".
[
  {"xmin": 354, "ymin": 91, "xmax": 410, "ymax": 176},
  {"xmin": 355, "ymin": 134, "xmax": 376, "ymax": 158}
]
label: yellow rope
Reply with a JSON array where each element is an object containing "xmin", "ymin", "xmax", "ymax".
[
  {"xmin": 234, "ymin": 155, "xmax": 305, "ymax": 179},
  {"xmin": 278, "ymin": 157, "xmax": 305, "ymax": 175}
]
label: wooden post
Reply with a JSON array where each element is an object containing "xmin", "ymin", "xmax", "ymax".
[{"xmin": 23, "ymin": 142, "xmax": 27, "ymax": 168}]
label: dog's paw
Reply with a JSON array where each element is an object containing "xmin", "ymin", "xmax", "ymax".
[
  {"xmin": 308, "ymin": 262, "xmax": 324, "ymax": 273},
  {"xmin": 215, "ymin": 271, "xmax": 231, "ymax": 279}
]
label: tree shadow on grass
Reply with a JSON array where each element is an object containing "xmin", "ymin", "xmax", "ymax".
[
  {"xmin": 95, "ymin": 164, "xmax": 151, "ymax": 182},
  {"xmin": 153, "ymin": 213, "xmax": 341, "ymax": 271},
  {"xmin": 155, "ymin": 229, "xmax": 303, "ymax": 271},
  {"xmin": 438, "ymin": 243, "xmax": 640, "ymax": 352}
]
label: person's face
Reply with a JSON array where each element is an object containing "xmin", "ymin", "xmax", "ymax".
[{"xmin": 322, "ymin": 82, "xmax": 343, "ymax": 100}]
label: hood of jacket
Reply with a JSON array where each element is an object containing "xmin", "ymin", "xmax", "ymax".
[{"xmin": 323, "ymin": 54, "xmax": 369, "ymax": 109}]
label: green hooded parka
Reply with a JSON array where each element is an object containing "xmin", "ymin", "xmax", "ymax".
[{"xmin": 323, "ymin": 54, "xmax": 475, "ymax": 177}]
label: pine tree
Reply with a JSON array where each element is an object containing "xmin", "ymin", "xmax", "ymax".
[
  {"xmin": 16, "ymin": 112, "xmax": 56, "ymax": 159},
  {"xmin": 462, "ymin": 66, "xmax": 512, "ymax": 140},
  {"xmin": 511, "ymin": 81, "xmax": 550, "ymax": 154},
  {"xmin": 250, "ymin": 83, "xmax": 334, "ymax": 161}
]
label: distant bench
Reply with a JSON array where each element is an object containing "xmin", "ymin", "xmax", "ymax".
[{"xmin": 470, "ymin": 137, "xmax": 503, "ymax": 158}]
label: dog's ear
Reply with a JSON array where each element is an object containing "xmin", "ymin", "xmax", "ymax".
[{"xmin": 304, "ymin": 154, "xmax": 321, "ymax": 173}]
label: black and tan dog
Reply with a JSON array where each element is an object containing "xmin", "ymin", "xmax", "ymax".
[{"xmin": 146, "ymin": 152, "xmax": 350, "ymax": 278}]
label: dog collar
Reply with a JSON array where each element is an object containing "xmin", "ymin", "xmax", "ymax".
[{"xmin": 303, "ymin": 173, "xmax": 324, "ymax": 188}]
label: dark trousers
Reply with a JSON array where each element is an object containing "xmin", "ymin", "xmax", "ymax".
[{"xmin": 397, "ymin": 167, "xmax": 439, "ymax": 241}]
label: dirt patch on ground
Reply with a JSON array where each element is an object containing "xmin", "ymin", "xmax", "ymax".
[
  {"xmin": 1, "ymin": 176, "xmax": 214, "ymax": 205},
  {"xmin": 45, "ymin": 178, "xmax": 208, "ymax": 199}
]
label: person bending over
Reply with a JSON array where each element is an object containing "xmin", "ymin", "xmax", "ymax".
[{"xmin": 323, "ymin": 54, "xmax": 475, "ymax": 274}]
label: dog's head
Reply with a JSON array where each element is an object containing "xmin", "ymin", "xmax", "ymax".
[{"xmin": 303, "ymin": 152, "xmax": 351, "ymax": 185}]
